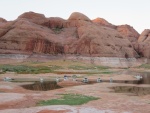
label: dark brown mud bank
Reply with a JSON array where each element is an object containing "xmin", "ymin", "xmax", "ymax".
[{"xmin": 111, "ymin": 85, "xmax": 150, "ymax": 96}]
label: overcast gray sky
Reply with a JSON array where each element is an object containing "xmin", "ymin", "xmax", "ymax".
[{"xmin": 0, "ymin": 0, "xmax": 149, "ymax": 33}]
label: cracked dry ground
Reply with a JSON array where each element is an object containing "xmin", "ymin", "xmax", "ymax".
[{"xmin": 0, "ymin": 79, "xmax": 150, "ymax": 113}]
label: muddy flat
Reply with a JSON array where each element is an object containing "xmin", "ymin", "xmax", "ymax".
[
  {"xmin": 0, "ymin": 58, "xmax": 150, "ymax": 113},
  {"xmin": 0, "ymin": 78, "xmax": 150, "ymax": 113}
]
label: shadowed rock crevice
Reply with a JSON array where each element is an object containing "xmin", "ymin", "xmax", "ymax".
[{"xmin": 25, "ymin": 39, "xmax": 64, "ymax": 54}]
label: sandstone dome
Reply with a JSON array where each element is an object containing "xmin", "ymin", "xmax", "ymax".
[
  {"xmin": 117, "ymin": 25, "xmax": 139, "ymax": 38},
  {"xmin": 17, "ymin": 12, "xmax": 47, "ymax": 25},
  {"xmin": 92, "ymin": 17, "xmax": 116, "ymax": 29},
  {"xmin": 68, "ymin": 12, "xmax": 91, "ymax": 21},
  {"xmin": 93, "ymin": 18, "xmax": 112, "ymax": 26},
  {"xmin": 18, "ymin": 11, "xmax": 45, "ymax": 19}
]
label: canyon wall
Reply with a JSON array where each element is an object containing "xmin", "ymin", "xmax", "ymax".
[{"xmin": 0, "ymin": 12, "xmax": 139, "ymax": 58}]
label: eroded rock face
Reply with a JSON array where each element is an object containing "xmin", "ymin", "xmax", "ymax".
[
  {"xmin": 92, "ymin": 18, "xmax": 116, "ymax": 29},
  {"xmin": 117, "ymin": 25, "xmax": 139, "ymax": 43},
  {"xmin": 138, "ymin": 29, "xmax": 150, "ymax": 42},
  {"xmin": 0, "ymin": 18, "xmax": 7, "ymax": 27},
  {"xmin": 136, "ymin": 29, "xmax": 150, "ymax": 58},
  {"xmin": 93, "ymin": 18, "xmax": 139, "ymax": 44},
  {"xmin": 68, "ymin": 25, "xmax": 138, "ymax": 57},
  {"xmin": 0, "ymin": 12, "xmax": 139, "ymax": 58},
  {"xmin": 68, "ymin": 12, "xmax": 91, "ymax": 21},
  {"xmin": 18, "ymin": 11, "xmax": 48, "ymax": 25},
  {"xmin": 0, "ymin": 18, "xmax": 7, "ymax": 23},
  {"xmin": 43, "ymin": 17, "xmax": 66, "ymax": 28}
]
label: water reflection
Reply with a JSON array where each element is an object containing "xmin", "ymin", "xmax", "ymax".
[
  {"xmin": 117, "ymin": 70, "xmax": 150, "ymax": 84},
  {"xmin": 111, "ymin": 86, "xmax": 150, "ymax": 96},
  {"xmin": 21, "ymin": 81, "xmax": 62, "ymax": 91},
  {"xmin": 139, "ymin": 72, "xmax": 150, "ymax": 84}
]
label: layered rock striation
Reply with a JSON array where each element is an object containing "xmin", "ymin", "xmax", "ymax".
[
  {"xmin": 93, "ymin": 18, "xmax": 139, "ymax": 43},
  {"xmin": 0, "ymin": 12, "xmax": 139, "ymax": 58}
]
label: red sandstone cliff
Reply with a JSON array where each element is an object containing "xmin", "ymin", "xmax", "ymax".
[
  {"xmin": 92, "ymin": 18, "xmax": 139, "ymax": 43},
  {"xmin": 135, "ymin": 29, "xmax": 150, "ymax": 58},
  {"xmin": 93, "ymin": 18, "xmax": 116, "ymax": 29},
  {"xmin": 0, "ymin": 12, "xmax": 139, "ymax": 58}
]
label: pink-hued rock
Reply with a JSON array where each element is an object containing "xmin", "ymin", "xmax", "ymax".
[
  {"xmin": 138, "ymin": 29, "xmax": 150, "ymax": 43},
  {"xmin": 136, "ymin": 29, "xmax": 150, "ymax": 58},
  {"xmin": 0, "ymin": 18, "xmax": 7, "ymax": 23},
  {"xmin": 0, "ymin": 12, "xmax": 139, "ymax": 58},
  {"xmin": 43, "ymin": 17, "xmax": 66, "ymax": 28},
  {"xmin": 92, "ymin": 18, "xmax": 116, "ymax": 29},
  {"xmin": 68, "ymin": 24, "xmax": 137, "ymax": 57},
  {"xmin": 93, "ymin": 18, "xmax": 139, "ymax": 44},
  {"xmin": 18, "ymin": 11, "xmax": 48, "ymax": 25},
  {"xmin": 117, "ymin": 25, "xmax": 139, "ymax": 43},
  {"xmin": 68, "ymin": 12, "xmax": 91, "ymax": 21}
]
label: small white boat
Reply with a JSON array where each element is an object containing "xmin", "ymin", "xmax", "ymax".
[
  {"xmin": 40, "ymin": 78, "xmax": 44, "ymax": 82},
  {"xmin": 110, "ymin": 78, "xmax": 113, "ymax": 83},
  {"xmin": 64, "ymin": 75, "xmax": 68, "ymax": 81},
  {"xmin": 56, "ymin": 77, "xmax": 59, "ymax": 82},
  {"xmin": 134, "ymin": 75, "xmax": 143, "ymax": 80},
  {"xmin": 97, "ymin": 78, "xmax": 102, "ymax": 83},
  {"xmin": 83, "ymin": 78, "xmax": 88, "ymax": 83},
  {"xmin": 3, "ymin": 77, "xmax": 13, "ymax": 81}
]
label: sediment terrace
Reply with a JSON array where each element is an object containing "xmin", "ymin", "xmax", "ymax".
[{"xmin": 0, "ymin": 54, "xmax": 146, "ymax": 68}]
